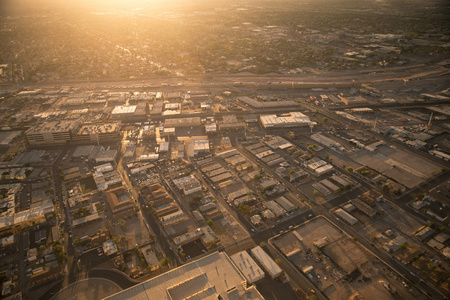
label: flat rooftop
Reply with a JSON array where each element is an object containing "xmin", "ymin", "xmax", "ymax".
[
  {"xmin": 111, "ymin": 105, "xmax": 137, "ymax": 114},
  {"xmin": 104, "ymin": 251, "xmax": 264, "ymax": 300},
  {"xmin": 76, "ymin": 122, "xmax": 120, "ymax": 134},
  {"xmin": 26, "ymin": 120, "xmax": 78, "ymax": 134}
]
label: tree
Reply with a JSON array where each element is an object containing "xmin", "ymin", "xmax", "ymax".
[
  {"xmin": 206, "ymin": 241, "xmax": 217, "ymax": 249},
  {"xmin": 206, "ymin": 219, "xmax": 214, "ymax": 227},
  {"xmin": 193, "ymin": 194, "xmax": 203, "ymax": 201},
  {"xmin": 399, "ymin": 243, "xmax": 407, "ymax": 251},
  {"xmin": 160, "ymin": 257, "xmax": 171, "ymax": 267},
  {"xmin": 52, "ymin": 240, "xmax": 66, "ymax": 264},
  {"xmin": 238, "ymin": 204, "xmax": 250, "ymax": 214},
  {"xmin": 289, "ymin": 169, "xmax": 296, "ymax": 175},
  {"xmin": 119, "ymin": 219, "xmax": 126, "ymax": 229},
  {"xmin": 313, "ymin": 190, "xmax": 319, "ymax": 195},
  {"xmin": 347, "ymin": 167, "xmax": 353, "ymax": 173},
  {"xmin": 260, "ymin": 242, "xmax": 266, "ymax": 248},
  {"xmin": 72, "ymin": 207, "xmax": 91, "ymax": 219},
  {"xmin": 415, "ymin": 193, "xmax": 425, "ymax": 201}
]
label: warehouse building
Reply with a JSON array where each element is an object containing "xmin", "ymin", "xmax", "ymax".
[
  {"xmin": 231, "ymin": 250, "xmax": 265, "ymax": 283},
  {"xmin": 260, "ymin": 112, "xmax": 313, "ymax": 128}
]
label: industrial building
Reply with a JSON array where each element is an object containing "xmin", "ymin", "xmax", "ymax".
[
  {"xmin": 164, "ymin": 117, "xmax": 201, "ymax": 127},
  {"xmin": 111, "ymin": 105, "xmax": 137, "ymax": 119},
  {"xmin": 260, "ymin": 112, "xmax": 313, "ymax": 128},
  {"xmin": 231, "ymin": 250, "xmax": 265, "ymax": 283},
  {"xmin": 219, "ymin": 115, "xmax": 246, "ymax": 130},
  {"xmin": 104, "ymin": 251, "xmax": 264, "ymax": 300},
  {"xmin": 334, "ymin": 208, "xmax": 358, "ymax": 225},
  {"xmin": 250, "ymin": 246, "xmax": 283, "ymax": 279},
  {"xmin": 340, "ymin": 95, "xmax": 368, "ymax": 105},
  {"xmin": 237, "ymin": 96, "xmax": 298, "ymax": 108}
]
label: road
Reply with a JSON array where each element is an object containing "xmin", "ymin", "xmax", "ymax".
[{"xmin": 116, "ymin": 135, "xmax": 179, "ymax": 267}]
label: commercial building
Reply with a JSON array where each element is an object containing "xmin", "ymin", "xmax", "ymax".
[
  {"xmin": 104, "ymin": 251, "xmax": 264, "ymax": 300},
  {"xmin": 26, "ymin": 121, "xmax": 78, "ymax": 146},
  {"xmin": 260, "ymin": 112, "xmax": 313, "ymax": 128},
  {"xmin": 71, "ymin": 122, "xmax": 121, "ymax": 144}
]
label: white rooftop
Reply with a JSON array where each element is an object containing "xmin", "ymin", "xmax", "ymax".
[{"xmin": 111, "ymin": 105, "xmax": 137, "ymax": 115}]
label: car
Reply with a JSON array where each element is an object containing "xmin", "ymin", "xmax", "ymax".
[{"xmin": 308, "ymin": 214, "xmax": 313, "ymax": 218}]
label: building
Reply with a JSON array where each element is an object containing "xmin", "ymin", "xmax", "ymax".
[
  {"xmin": 111, "ymin": 105, "xmax": 137, "ymax": 120},
  {"xmin": 104, "ymin": 186, "xmax": 134, "ymax": 221},
  {"xmin": 260, "ymin": 112, "xmax": 313, "ymax": 128},
  {"xmin": 237, "ymin": 96, "xmax": 298, "ymax": 108},
  {"xmin": 250, "ymin": 246, "xmax": 283, "ymax": 279},
  {"xmin": 205, "ymin": 123, "xmax": 217, "ymax": 134},
  {"xmin": 71, "ymin": 122, "xmax": 121, "ymax": 144},
  {"xmin": 340, "ymin": 95, "xmax": 367, "ymax": 105},
  {"xmin": 26, "ymin": 121, "xmax": 78, "ymax": 146},
  {"xmin": 219, "ymin": 115, "xmax": 246, "ymax": 131},
  {"xmin": 221, "ymin": 137, "xmax": 232, "ymax": 149},
  {"xmin": 193, "ymin": 138, "xmax": 210, "ymax": 155},
  {"xmin": 164, "ymin": 117, "xmax": 201, "ymax": 127},
  {"xmin": 231, "ymin": 251, "xmax": 265, "ymax": 283},
  {"xmin": 104, "ymin": 251, "xmax": 264, "ymax": 300},
  {"xmin": 334, "ymin": 208, "xmax": 358, "ymax": 225}
]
